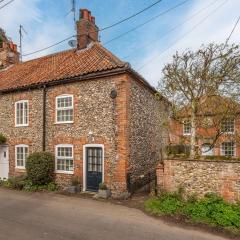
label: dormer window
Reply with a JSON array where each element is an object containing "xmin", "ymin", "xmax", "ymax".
[
  {"xmin": 183, "ymin": 120, "xmax": 191, "ymax": 135},
  {"xmin": 15, "ymin": 100, "xmax": 29, "ymax": 127},
  {"xmin": 56, "ymin": 95, "xmax": 74, "ymax": 123}
]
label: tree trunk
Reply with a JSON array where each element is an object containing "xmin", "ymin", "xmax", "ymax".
[{"xmin": 190, "ymin": 102, "xmax": 197, "ymax": 158}]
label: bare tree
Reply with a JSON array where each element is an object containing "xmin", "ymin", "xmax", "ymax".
[{"xmin": 158, "ymin": 43, "xmax": 240, "ymax": 158}]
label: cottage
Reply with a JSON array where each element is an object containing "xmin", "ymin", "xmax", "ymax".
[
  {"xmin": 0, "ymin": 9, "xmax": 167, "ymax": 196},
  {"xmin": 169, "ymin": 95, "xmax": 240, "ymax": 157}
]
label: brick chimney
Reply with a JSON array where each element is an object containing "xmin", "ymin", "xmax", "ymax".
[
  {"xmin": 76, "ymin": 9, "xmax": 99, "ymax": 50},
  {"xmin": 0, "ymin": 28, "xmax": 19, "ymax": 69}
]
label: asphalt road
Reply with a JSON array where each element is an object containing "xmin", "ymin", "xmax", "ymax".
[{"xmin": 0, "ymin": 188, "xmax": 228, "ymax": 240}]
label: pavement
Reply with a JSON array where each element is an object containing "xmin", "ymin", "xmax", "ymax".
[{"xmin": 0, "ymin": 188, "xmax": 230, "ymax": 240}]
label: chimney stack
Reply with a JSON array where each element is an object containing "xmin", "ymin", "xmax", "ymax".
[
  {"xmin": 0, "ymin": 28, "xmax": 19, "ymax": 69},
  {"xmin": 76, "ymin": 9, "xmax": 99, "ymax": 50}
]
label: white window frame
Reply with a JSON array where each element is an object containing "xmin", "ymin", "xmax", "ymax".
[
  {"xmin": 15, "ymin": 100, "xmax": 29, "ymax": 127},
  {"xmin": 221, "ymin": 118, "xmax": 235, "ymax": 134},
  {"xmin": 15, "ymin": 144, "xmax": 29, "ymax": 169},
  {"xmin": 221, "ymin": 142, "xmax": 236, "ymax": 157},
  {"xmin": 55, "ymin": 144, "xmax": 74, "ymax": 174},
  {"xmin": 55, "ymin": 94, "xmax": 74, "ymax": 124},
  {"xmin": 183, "ymin": 121, "xmax": 191, "ymax": 135}
]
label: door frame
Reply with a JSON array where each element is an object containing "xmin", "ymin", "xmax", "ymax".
[
  {"xmin": 0, "ymin": 144, "xmax": 9, "ymax": 180},
  {"xmin": 83, "ymin": 144, "xmax": 104, "ymax": 191}
]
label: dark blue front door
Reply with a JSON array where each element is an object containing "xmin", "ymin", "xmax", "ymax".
[{"xmin": 86, "ymin": 147, "xmax": 103, "ymax": 191}]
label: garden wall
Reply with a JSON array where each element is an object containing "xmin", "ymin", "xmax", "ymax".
[{"xmin": 157, "ymin": 159, "xmax": 240, "ymax": 202}]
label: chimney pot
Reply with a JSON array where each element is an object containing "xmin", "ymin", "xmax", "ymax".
[
  {"xmin": 77, "ymin": 9, "xmax": 99, "ymax": 50},
  {"xmin": 81, "ymin": 9, "xmax": 90, "ymax": 20},
  {"xmin": 88, "ymin": 11, "xmax": 92, "ymax": 21},
  {"xmin": 91, "ymin": 16, "xmax": 95, "ymax": 24}
]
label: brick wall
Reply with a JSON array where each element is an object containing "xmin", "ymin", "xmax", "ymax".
[
  {"xmin": 157, "ymin": 159, "xmax": 240, "ymax": 202},
  {"xmin": 170, "ymin": 118, "xmax": 240, "ymax": 156}
]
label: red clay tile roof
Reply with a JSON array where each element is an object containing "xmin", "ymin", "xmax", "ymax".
[{"xmin": 0, "ymin": 42, "xmax": 128, "ymax": 92}]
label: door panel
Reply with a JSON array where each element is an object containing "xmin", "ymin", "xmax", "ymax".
[
  {"xmin": 86, "ymin": 147, "xmax": 103, "ymax": 191},
  {"xmin": 0, "ymin": 146, "xmax": 9, "ymax": 180}
]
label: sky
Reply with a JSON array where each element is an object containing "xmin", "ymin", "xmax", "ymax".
[{"xmin": 1, "ymin": 0, "xmax": 240, "ymax": 87}]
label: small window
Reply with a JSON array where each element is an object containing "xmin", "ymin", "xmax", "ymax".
[
  {"xmin": 56, "ymin": 145, "xmax": 74, "ymax": 173},
  {"xmin": 183, "ymin": 121, "xmax": 191, "ymax": 135},
  {"xmin": 15, "ymin": 145, "xmax": 29, "ymax": 169},
  {"xmin": 56, "ymin": 95, "xmax": 73, "ymax": 123},
  {"xmin": 221, "ymin": 118, "xmax": 235, "ymax": 134},
  {"xmin": 221, "ymin": 142, "xmax": 235, "ymax": 156},
  {"xmin": 15, "ymin": 100, "xmax": 29, "ymax": 127}
]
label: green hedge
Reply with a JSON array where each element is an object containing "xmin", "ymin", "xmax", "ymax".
[
  {"xmin": 166, "ymin": 144, "xmax": 190, "ymax": 157},
  {"xmin": 26, "ymin": 152, "xmax": 55, "ymax": 185}
]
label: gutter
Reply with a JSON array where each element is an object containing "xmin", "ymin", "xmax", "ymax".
[
  {"xmin": 0, "ymin": 65, "xmax": 159, "ymax": 98},
  {"xmin": 0, "ymin": 67, "xmax": 129, "ymax": 94},
  {"xmin": 42, "ymin": 85, "xmax": 47, "ymax": 151}
]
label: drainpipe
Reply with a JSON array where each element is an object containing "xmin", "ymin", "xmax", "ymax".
[{"xmin": 42, "ymin": 85, "xmax": 47, "ymax": 151}]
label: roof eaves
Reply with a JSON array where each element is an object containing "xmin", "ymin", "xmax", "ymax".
[{"xmin": 0, "ymin": 65, "xmax": 129, "ymax": 94}]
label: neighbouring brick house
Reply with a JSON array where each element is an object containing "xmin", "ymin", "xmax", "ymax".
[
  {"xmin": 159, "ymin": 95, "xmax": 240, "ymax": 202},
  {"xmin": 0, "ymin": 28, "xmax": 19, "ymax": 69},
  {"xmin": 169, "ymin": 95, "xmax": 240, "ymax": 157},
  {"xmin": 0, "ymin": 9, "xmax": 168, "ymax": 196}
]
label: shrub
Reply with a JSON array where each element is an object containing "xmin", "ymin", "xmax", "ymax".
[
  {"xmin": 145, "ymin": 192, "xmax": 240, "ymax": 231},
  {"xmin": 184, "ymin": 193, "xmax": 240, "ymax": 228},
  {"xmin": 2, "ymin": 175, "xmax": 27, "ymax": 190},
  {"xmin": 0, "ymin": 133, "xmax": 7, "ymax": 144},
  {"xmin": 26, "ymin": 152, "xmax": 55, "ymax": 185},
  {"xmin": 145, "ymin": 192, "xmax": 184, "ymax": 215},
  {"xmin": 166, "ymin": 144, "xmax": 190, "ymax": 157},
  {"xmin": 71, "ymin": 176, "xmax": 80, "ymax": 186},
  {"xmin": 99, "ymin": 182, "xmax": 108, "ymax": 190},
  {"xmin": 47, "ymin": 182, "xmax": 58, "ymax": 191}
]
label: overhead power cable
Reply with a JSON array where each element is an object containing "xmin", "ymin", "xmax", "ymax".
[
  {"xmin": 137, "ymin": 0, "xmax": 228, "ymax": 71},
  {"xmin": 104, "ymin": 0, "xmax": 190, "ymax": 46},
  {"xmin": 123, "ymin": 0, "xmax": 221, "ymax": 59},
  {"xmin": 23, "ymin": 35, "xmax": 75, "ymax": 57},
  {"xmin": 99, "ymin": 0, "xmax": 163, "ymax": 31},
  {"xmin": 225, "ymin": 15, "xmax": 240, "ymax": 45},
  {"xmin": 0, "ymin": 0, "xmax": 14, "ymax": 10},
  {"xmin": 23, "ymin": 0, "xmax": 163, "ymax": 57}
]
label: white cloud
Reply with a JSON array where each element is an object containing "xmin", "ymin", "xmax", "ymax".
[
  {"xmin": 137, "ymin": 0, "xmax": 240, "ymax": 87},
  {"xmin": 1, "ymin": 0, "xmax": 74, "ymax": 60},
  {"xmin": 1, "ymin": 0, "xmax": 41, "ymax": 39}
]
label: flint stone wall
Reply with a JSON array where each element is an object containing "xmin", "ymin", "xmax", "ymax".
[{"xmin": 157, "ymin": 159, "xmax": 240, "ymax": 202}]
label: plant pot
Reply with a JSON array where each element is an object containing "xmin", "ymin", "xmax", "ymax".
[
  {"xmin": 66, "ymin": 185, "xmax": 81, "ymax": 194},
  {"xmin": 98, "ymin": 189, "xmax": 111, "ymax": 199}
]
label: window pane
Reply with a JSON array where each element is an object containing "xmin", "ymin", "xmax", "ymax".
[
  {"xmin": 56, "ymin": 96, "xmax": 73, "ymax": 123},
  {"xmin": 16, "ymin": 101, "xmax": 28, "ymax": 125},
  {"xmin": 183, "ymin": 121, "xmax": 191, "ymax": 134},
  {"xmin": 221, "ymin": 142, "xmax": 235, "ymax": 156},
  {"xmin": 16, "ymin": 146, "xmax": 28, "ymax": 167},
  {"xmin": 56, "ymin": 146, "xmax": 73, "ymax": 172},
  {"xmin": 221, "ymin": 119, "xmax": 234, "ymax": 133}
]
